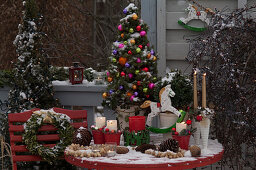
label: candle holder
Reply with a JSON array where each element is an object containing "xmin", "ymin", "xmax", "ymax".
[
  {"xmin": 105, "ymin": 142, "xmax": 117, "ymax": 157},
  {"xmin": 69, "ymin": 62, "xmax": 84, "ymax": 85},
  {"xmin": 94, "ymin": 72, "xmax": 105, "ymax": 85},
  {"xmin": 92, "ymin": 144, "xmax": 102, "ymax": 153}
]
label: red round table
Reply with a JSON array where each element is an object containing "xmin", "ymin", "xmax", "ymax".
[{"xmin": 65, "ymin": 141, "xmax": 224, "ymax": 170}]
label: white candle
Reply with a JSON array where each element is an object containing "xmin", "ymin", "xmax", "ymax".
[
  {"xmin": 95, "ymin": 117, "xmax": 106, "ymax": 128},
  {"xmin": 202, "ymin": 73, "xmax": 207, "ymax": 108},
  {"xmin": 176, "ymin": 122, "xmax": 187, "ymax": 133},
  {"xmin": 107, "ymin": 120, "xmax": 117, "ymax": 131},
  {"xmin": 107, "ymin": 150, "xmax": 116, "ymax": 157}
]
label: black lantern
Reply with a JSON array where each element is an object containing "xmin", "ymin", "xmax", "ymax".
[{"xmin": 69, "ymin": 62, "xmax": 84, "ymax": 85}]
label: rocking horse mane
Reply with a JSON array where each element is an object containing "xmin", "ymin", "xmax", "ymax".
[
  {"xmin": 159, "ymin": 87, "xmax": 166, "ymax": 104},
  {"xmin": 191, "ymin": 5, "xmax": 198, "ymax": 11}
]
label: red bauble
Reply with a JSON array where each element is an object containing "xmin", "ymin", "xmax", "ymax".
[
  {"xmin": 172, "ymin": 128, "xmax": 176, "ymax": 131},
  {"xmin": 142, "ymin": 67, "xmax": 149, "ymax": 72},
  {"xmin": 196, "ymin": 115, "xmax": 203, "ymax": 121},
  {"xmin": 138, "ymin": 45, "xmax": 143, "ymax": 49},
  {"xmin": 136, "ymin": 25, "xmax": 141, "ymax": 31},
  {"xmin": 105, "ymin": 128, "xmax": 109, "ymax": 132},
  {"xmin": 146, "ymin": 95, "xmax": 150, "ymax": 98},
  {"xmin": 174, "ymin": 132, "xmax": 179, "ymax": 135},
  {"xmin": 186, "ymin": 119, "xmax": 192, "ymax": 125},
  {"xmin": 128, "ymin": 50, "xmax": 132, "ymax": 55},
  {"xmin": 121, "ymin": 72, "xmax": 125, "ymax": 77},
  {"xmin": 137, "ymin": 81, "xmax": 141, "ymax": 86}
]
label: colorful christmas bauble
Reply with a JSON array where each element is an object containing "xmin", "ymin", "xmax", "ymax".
[
  {"xmin": 148, "ymin": 83, "xmax": 155, "ymax": 89},
  {"xmin": 138, "ymin": 45, "xmax": 143, "ymax": 49},
  {"xmin": 136, "ymin": 48, "xmax": 141, "ymax": 53},
  {"xmin": 132, "ymin": 85, "xmax": 137, "ymax": 90},
  {"xmin": 109, "ymin": 90, "xmax": 114, "ymax": 94},
  {"xmin": 102, "ymin": 92, "xmax": 108, "ymax": 99},
  {"xmin": 143, "ymin": 88, "xmax": 148, "ymax": 93},
  {"xmin": 129, "ymin": 28, "xmax": 134, "ymax": 33},
  {"xmin": 107, "ymin": 77, "xmax": 113, "ymax": 82},
  {"xmin": 135, "ymin": 70, "xmax": 140, "ymax": 74},
  {"xmin": 121, "ymin": 33, "xmax": 124, "ymax": 38},
  {"xmin": 130, "ymin": 95, "xmax": 135, "ymax": 101},
  {"xmin": 118, "ymin": 43, "xmax": 124, "ymax": 48},
  {"xmin": 137, "ymin": 81, "xmax": 141, "ymax": 86},
  {"xmin": 127, "ymin": 92, "xmax": 132, "ymax": 97},
  {"xmin": 106, "ymin": 72, "xmax": 110, "ymax": 76},
  {"xmin": 125, "ymin": 63, "xmax": 130, "ymax": 68},
  {"xmin": 130, "ymin": 39, "xmax": 135, "ymax": 44},
  {"xmin": 142, "ymin": 67, "xmax": 149, "ymax": 72},
  {"xmin": 136, "ymin": 25, "xmax": 141, "ymax": 31},
  {"xmin": 153, "ymin": 77, "xmax": 157, "ymax": 82},
  {"xmin": 119, "ymin": 57, "xmax": 127, "ymax": 66},
  {"xmin": 150, "ymin": 49, "xmax": 155, "ymax": 55},
  {"xmin": 112, "ymin": 58, "xmax": 117, "ymax": 62},
  {"xmin": 140, "ymin": 31, "xmax": 146, "ymax": 36},
  {"xmin": 118, "ymin": 24, "xmax": 123, "ymax": 31},
  {"xmin": 119, "ymin": 85, "xmax": 124, "ymax": 90},
  {"xmin": 121, "ymin": 72, "xmax": 126, "ymax": 77},
  {"xmin": 146, "ymin": 95, "xmax": 150, "ymax": 98},
  {"xmin": 132, "ymin": 14, "xmax": 138, "ymax": 20},
  {"xmin": 128, "ymin": 50, "xmax": 132, "ymax": 55},
  {"xmin": 136, "ymin": 58, "xmax": 141, "ymax": 63},
  {"xmin": 153, "ymin": 56, "xmax": 157, "ymax": 61},
  {"xmin": 123, "ymin": 9, "xmax": 128, "ymax": 14},
  {"xmin": 128, "ymin": 73, "xmax": 133, "ymax": 79},
  {"xmin": 113, "ymin": 50, "xmax": 117, "ymax": 55},
  {"xmin": 147, "ymin": 43, "xmax": 150, "ymax": 47},
  {"xmin": 124, "ymin": 41, "xmax": 128, "ymax": 45},
  {"xmin": 147, "ymin": 53, "xmax": 151, "ymax": 59},
  {"xmin": 134, "ymin": 92, "xmax": 138, "ymax": 96}
]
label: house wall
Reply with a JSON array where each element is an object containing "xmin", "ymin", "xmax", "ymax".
[{"xmin": 142, "ymin": 0, "xmax": 251, "ymax": 76}]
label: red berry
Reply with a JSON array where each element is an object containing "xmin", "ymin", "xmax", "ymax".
[
  {"xmin": 136, "ymin": 25, "xmax": 141, "ymax": 31},
  {"xmin": 105, "ymin": 128, "xmax": 109, "ymax": 132},
  {"xmin": 186, "ymin": 120, "xmax": 192, "ymax": 125},
  {"xmin": 196, "ymin": 115, "xmax": 203, "ymax": 121},
  {"xmin": 174, "ymin": 132, "xmax": 179, "ymax": 135},
  {"xmin": 188, "ymin": 131, "xmax": 191, "ymax": 134},
  {"xmin": 172, "ymin": 128, "xmax": 176, "ymax": 131},
  {"xmin": 138, "ymin": 45, "xmax": 143, "ymax": 49},
  {"xmin": 111, "ymin": 130, "xmax": 115, "ymax": 133},
  {"xmin": 99, "ymin": 128, "xmax": 103, "ymax": 131}
]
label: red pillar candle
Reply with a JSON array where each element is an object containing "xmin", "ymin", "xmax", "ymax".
[{"xmin": 129, "ymin": 116, "xmax": 146, "ymax": 132}]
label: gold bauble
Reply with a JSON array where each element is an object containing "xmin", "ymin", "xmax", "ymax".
[
  {"xmin": 102, "ymin": 92, "xmax": 108, "ymax": 99},
  {"xmin": 132, "ymin": 14, "xmax": 138, "ymax": 20},
  {"xmin": 153, "ymin": 56, "xmax": 157, "ymax": 61},
  {"xmin": 132, "ymin": 85, "xmax": 137, "ymax": 90},
  {"xmin": 130, "ymin": 39, "xmax": 135, "ymax": 45}
]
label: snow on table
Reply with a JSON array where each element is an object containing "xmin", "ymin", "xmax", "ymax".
[{"xmin": 66, "ymin": 139, "xmax": 223, "ymax": 165}]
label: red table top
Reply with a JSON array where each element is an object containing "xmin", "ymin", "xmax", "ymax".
[{"xmin": 65, "ymin": 149, "xmax": 224, "ymax": 170}]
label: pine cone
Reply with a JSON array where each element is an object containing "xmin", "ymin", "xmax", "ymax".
[
  {"xmin": 116, "ymin": 146, "xmax": 129, "ymax": 154},
  {"xmin": 135, "ymin": 144, "xmax": 156, "ymax": 153},
  {"xmin": 159, "ymin": 138, "xmax": 179, "ymax": 153},
  {"xmin": 72, "ymin": 127, "xmax": 92, "ymax": 146},
  {"xmin": 189, "ymin": 145, "xmax": 201, "ymax": 157}
]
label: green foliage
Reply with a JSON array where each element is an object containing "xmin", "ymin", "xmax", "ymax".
[
  {"xmin": 0, "ymin": 70, "xmax": 13, "ymax": 88},
  {"xmin": 50, "ymin": 67, "xmax": 69, "ymax": 81},
  {"xmin": 153, "ymin": 71, "xmax": 193, "ymax": 110},
  {"xmin": 84, "ymin": 68, "xmax": 94, "ymax": 82}
]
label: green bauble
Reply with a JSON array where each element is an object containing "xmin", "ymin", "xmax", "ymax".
[
  {"xmin": 136, "ymin": 48, "xmax": 141, "ymax": 53},
  {"xmin": 129, "ymin": 28, "xmax": 134, "ymax": 33},
  {"xmin": 112, "ymin": 58, "xmax": 117, "ymax": 62},
  {"xmin": 153, "ymin": 77, "xmax": 157, "ymax": 82},
  {"xmin": 124, "ymin": 41, "xmax": 128, "ymax": 45},
  {"xmin": 143, "ymin": 88, "xmax": 148, "ymax": 93},
  {"xmin": 135, "ymin": 70, "xmax": 140, "ymax": 74},
  {"xmin": 116, "ymin": 72, "xmax": 120, "ymax": 77}
]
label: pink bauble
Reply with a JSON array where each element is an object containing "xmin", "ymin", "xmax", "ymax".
[
  {"xmin": 148, "ymin": 83, "xmax": 155, "ymax": 89},
  {"xmin": 121, "ymin": 72, "xmax": 125, "ymax": 77},
  {"xmin": 130, "ymin": 95, "xmax": 135, "ymax": 101},
  {"xmin": 147, "ymin": 43, "xmax": 150, "ymax": 47},
  {"xmin": 136, "ymin": 58, "xmax": 141, "ymax": 63},
  {"xmin": 140, "ymin": 31, "xmax": 146, "ymax": 36},
  {"xmin": 106, "ymin": 72, "xmax": 110, "ymax": 76},
  {"xmin": 128, "ymin": 73, "xmax": 133, "ymax": 79},
  {"xmin": 118, "ymin": 24, "xmax": 123, "ymax": 31},
  {"xmin": 118, "ymin": 43, "xmax": 124, "ymax": 48}
]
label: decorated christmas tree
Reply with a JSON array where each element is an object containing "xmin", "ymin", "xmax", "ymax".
[
  {"xmin": 9, "ymin": 0, "xmax": 58, "ymax": 113},
  {"xmin": 102, "ymin": 3, "xmax": 158, "ymax": 110}
]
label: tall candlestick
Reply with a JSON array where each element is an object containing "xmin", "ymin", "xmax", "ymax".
[
  {"xmin": 193, "ymin": 71, "xmax": 198, "ymax": 110},
  {"xmin": 202, "ymin": 73, "xmax": 206, "ymax": 108},
  {"xmin": 95, "ymin": 117, "xmax": 106, "ymax": 128},
  {"xmin": 107, "ymin": 120, "xmax": 117, "ymax": 131}
]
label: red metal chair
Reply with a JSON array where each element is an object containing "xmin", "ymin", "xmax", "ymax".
[{"xmin": 8, "ymin": 107, "xmax": 87, "ymax": 170}]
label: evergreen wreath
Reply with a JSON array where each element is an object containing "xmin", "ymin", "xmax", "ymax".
[{"xmin": 23, "ymin": 110, "xmax": 74, "ymax": 164}]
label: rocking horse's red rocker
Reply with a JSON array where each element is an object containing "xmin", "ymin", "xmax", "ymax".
[{"xmin": 8, "ymin": 107, "xmax": 88, "ymax": 170}]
